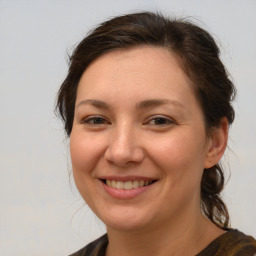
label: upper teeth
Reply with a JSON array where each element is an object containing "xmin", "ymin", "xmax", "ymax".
[{"xmin": 106, "ymin": 180, "xmax": 152, "ymax": 190}]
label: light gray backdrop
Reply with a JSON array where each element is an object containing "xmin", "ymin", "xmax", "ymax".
[{"xmin": 1, "ymin": 0, "xmax": 255, "ymax": 255}]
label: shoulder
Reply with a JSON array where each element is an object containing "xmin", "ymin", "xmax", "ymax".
[
  {"xmin": 197, "ymin": 229, "xmax": 256, "ymax": 256},
  {"xmin": 222, "ymin": 229, "xmax": 256, "ymax": 255},
  {"xmin": 69, "ymin": 234, "xmax": 108, "ymax": 256}
]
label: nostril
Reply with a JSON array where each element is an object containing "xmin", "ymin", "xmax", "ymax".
[{"xmin": 104, "ymin": 141, "xmax": 145, "ymax": 167}]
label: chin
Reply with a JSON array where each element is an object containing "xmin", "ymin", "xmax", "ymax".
[{"xmin": 99, "ymin": 206, "xmax": 154, "ymax": 232}]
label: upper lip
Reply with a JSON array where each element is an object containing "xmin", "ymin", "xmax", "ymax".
[{"xmin": 99, "ymin": 175, "xmax": 158, "ymax": 182}]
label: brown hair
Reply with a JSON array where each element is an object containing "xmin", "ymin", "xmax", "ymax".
[{"xmin": 56, "ymin": 12, "xmax": 236, "ymax": 229}]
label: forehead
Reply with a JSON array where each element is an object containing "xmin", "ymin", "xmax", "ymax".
[
  {"xmin": 83, "ymin": 46, "xmax": 184, "ymax": 77},
  {"xmin": 79, "ymin": 46, "xmax": 192, "ymax": 89},
  {"xmin": 76, "ymin": 46, "xmax": 197, "ymax": 109}
]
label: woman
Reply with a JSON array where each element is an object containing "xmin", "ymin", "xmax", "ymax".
[{"xmin": 56, "ymin": 12, "xmax": 256, "ymax": 256}]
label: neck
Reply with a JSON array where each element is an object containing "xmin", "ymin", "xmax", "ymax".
[{"xmin": 105, "ymin": 212, "xmax": 224, "ymax": 256}]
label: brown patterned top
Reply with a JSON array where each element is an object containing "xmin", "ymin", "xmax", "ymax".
[{"xmin": 69, "ymin": 229, "xmax": 256, "ymax": 256}]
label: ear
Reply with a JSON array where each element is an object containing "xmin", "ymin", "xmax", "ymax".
[{"xmin": 204, "ymin": 117, "xmax": 229, "ymax": 169}]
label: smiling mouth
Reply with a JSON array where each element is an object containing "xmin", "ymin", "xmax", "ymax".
[{"xmin": 102, "ymin": 179, "xmax": 156, "ymax": 190}]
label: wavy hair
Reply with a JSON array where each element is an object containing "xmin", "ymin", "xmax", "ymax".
[{"xmin": 56, "ymin": 12, "xmax": 236, "ymax": 228}]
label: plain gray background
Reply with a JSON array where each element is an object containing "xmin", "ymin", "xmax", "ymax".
[{"xmin": 1, "ymin": 0, "xmax": 255, "ymax": 255}]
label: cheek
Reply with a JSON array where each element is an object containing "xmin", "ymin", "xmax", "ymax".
[
  {"xmin": 148, "ymin": 134, "xmax": 206, "ymax": 210},
  {"xmin": 149, "ymin": 131, "xmax": 205, "ymax": 161},
  {"xmin": 147, "ymin": 131, "xmax": 206, "ymax": 183},
  {"xmin": 70, "ymin": 132, "xmax": 106, "ymax": 178},
  {"xmin": 69, "ymin": 132, "xmax": 108, "ymax": 206}
]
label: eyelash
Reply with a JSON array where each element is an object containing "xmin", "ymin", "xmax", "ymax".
[
  {"xmin": 81, "ymin": 115, "xmax": 175, "ymax": 127},
  {"xmin": 81, "ymin": 116, "xmax": 110, "ymax": 125},
  {"xmin": 145, "ymin": 116, "xmax": 176, "ymax": 126}
]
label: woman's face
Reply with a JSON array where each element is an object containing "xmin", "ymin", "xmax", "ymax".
[{"xmin": 70, "ymin": 46, "xmax": 214, "ymax": 232}]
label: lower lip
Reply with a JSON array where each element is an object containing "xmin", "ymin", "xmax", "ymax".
[{"xmin": 102, "ymin": 181, "xmax": 154, "ymax": 200}]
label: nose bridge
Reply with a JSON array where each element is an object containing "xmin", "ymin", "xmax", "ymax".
[{"xmin": 104, "ymin": 121, "xmax": 144, "ymax": 166}]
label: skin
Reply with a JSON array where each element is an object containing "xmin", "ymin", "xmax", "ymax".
[{"xmin": 70, "ymin": 46, "xmax": 228, "ymax": 256}]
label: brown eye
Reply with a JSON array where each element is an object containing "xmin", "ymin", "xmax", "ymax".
[
  {"xmin": 152, "ymin": 118, "xmax": 169, "ymax": 125},
  {"xmin": 148, "ymin": 116, "xmax": 174, "ymax": 126},
  {"xmin": 82, "ymin": 116, "xmax": 109, "ymax": 125}
]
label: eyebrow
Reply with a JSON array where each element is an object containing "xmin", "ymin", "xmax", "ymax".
[
  {"xmin": 76, "ymin": 99, "xmax": 110, "ymax": 109},
  {"xmin": 136, "ymin": 99, "xmax": 185, "ymax": 109},
  {"xmin": 76, "ymin": 99, "xmax": 185, "ymax": 110}
]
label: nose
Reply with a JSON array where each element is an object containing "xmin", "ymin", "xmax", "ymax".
[{"xmin": 104, "ymin": 125, "xmax": 145, "ymax": 167}]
